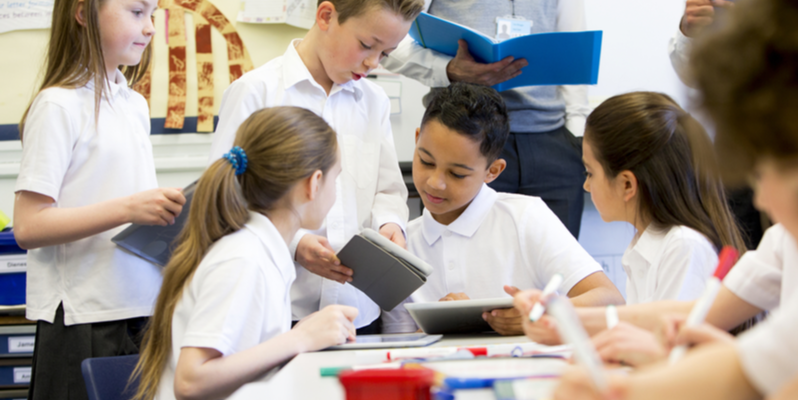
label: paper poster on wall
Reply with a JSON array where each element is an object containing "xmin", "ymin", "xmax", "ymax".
[
  {"xmin": 237, "ymin": 0, "xmax": 316, "ymax": 29},
  {"xmin": 0, "ymin": 0, "xmax": 54, "ymax": 34}
]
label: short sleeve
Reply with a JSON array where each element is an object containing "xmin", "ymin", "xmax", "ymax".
[
  {"xmin": 653, "ymin": 235, "xmax": 716, "ymax": 301},
  {"xmin": 737, "ymin": 290, "xmax": 798, "ymax": 396},
  {"xmin": 519, "ymin": 199, "xmax": 602, "ymax": 293},
  {"xmin": 15, "ymin": 97, "xmax": 78, "ymax": 200},
  {"xmin": 208, "ymin": 78, "xmax": 267, "ymax": 163},
  {"xmin": 181, "ymin": 258, "xmax": 268, "ymax": 356},
  {"xmin": 724, "ymin": 225, "xmax": 785, "ymax": 311}
]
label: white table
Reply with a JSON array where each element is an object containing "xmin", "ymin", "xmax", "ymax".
[{"xmin": 228, "ymin": 335, "xmax": 537, "ymax": 399}]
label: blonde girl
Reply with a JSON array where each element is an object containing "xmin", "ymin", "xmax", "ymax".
[
  {"xmin": 13, "ymin": 0, "xmax": 185, "ymax": 398},
  {"xmin": 134, "ymin": 107, "xmax": 358, "ymax": 400}
]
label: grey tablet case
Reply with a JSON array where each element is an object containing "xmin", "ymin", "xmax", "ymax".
[
  {"xmin": 404, "ymin": 298, "xmax": 515, "ymax": 334},
  {"xmin": 337, "ymin": 229, "xmax": 434, "ymax": 311},
  {"xmin": 111, "ymin": 181, "xmax": 196, "ymax": 267}
]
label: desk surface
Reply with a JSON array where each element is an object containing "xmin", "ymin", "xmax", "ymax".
[{"xmin": 228, "ymin": 335, "xmax": 538, "ymax": 400}]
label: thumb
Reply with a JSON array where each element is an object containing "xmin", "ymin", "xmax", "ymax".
[
  {"xmin": 334, "ymin": 305, "xmax": 359, "ymax": 322},
  {"xmin": 456, "ymin": 39, "xmax": 473, "ymax": 60},
  {"xmin": 504, "ymin": 285, "xmax": 521, "ymax": 296}
]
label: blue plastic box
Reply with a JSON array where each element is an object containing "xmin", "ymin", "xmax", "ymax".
[{"xmin": 0, "ymin": 230, "xmax": 26, "ymax": 306}]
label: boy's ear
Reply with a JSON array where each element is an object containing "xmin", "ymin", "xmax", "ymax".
[
  {"xmin": 316, "ymin": 1, "xmax": 336, "ymax": 31},
  {"xmin": 414, "ymin": 127, "xmax": 421, "ymax": 144},
  {"xmin": 619, "ymin": 170, "xmax": 638, "ymax": 202},
  {"xmin": 75, "ymin": 0, "xmax": 87, "ymax": 27},
  {"xmin": 484, "ymin": 158, "xmax": 507, "ymax": 184}
]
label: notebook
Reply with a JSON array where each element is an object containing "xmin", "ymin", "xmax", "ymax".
[
  {"xmin": 336, "ymin": 229, "xmax": 434, "ymax": 311},
  {"xmin": 409, "ymin": 12, "xmax": 603, "ymax": 91},
  {"xmin": 111, "ymin": 181, "xmax": 196, "ymax": 267}
]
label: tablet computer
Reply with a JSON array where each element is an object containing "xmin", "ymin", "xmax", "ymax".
[
  {"xmin": 326, "ymin": 333, "xmax": 443, "ymax": 350},
  {"xmin": 111, "ymin": 181, "xmax": 196, "ymax": 267},
  {"xmin": 404, "ymin": 297, "xmax": 515, "ymax": 334}
]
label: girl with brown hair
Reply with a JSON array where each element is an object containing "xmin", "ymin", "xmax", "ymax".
[
  {"xmin": 134, "ymin": 107, "xmax": 358, "ymax": 400},
  {"xmin": 12, "ymin": 0, "xmax": 186, "ymax": 398},
  {"xmin": 582, "ymin": 91, "xmax": 746, "ymax": 306}
]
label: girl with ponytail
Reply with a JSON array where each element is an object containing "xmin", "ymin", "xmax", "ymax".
[
  {"xmin": 581, "ymin": 91, "xmax": 745, "ymax": 305},
  {"xmin": 134, "ymin": 106, "xmax": 358, "ymax": 400}
]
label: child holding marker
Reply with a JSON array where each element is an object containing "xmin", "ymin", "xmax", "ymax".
[
  {"xmin": 549, "ymin": 0, "xmax": 797, "ymax": 397},
  {"xmin": 12, "ymin": 0, "xmax": 186, "ymax": 398},
  {"xmin": 134, "ymin": 108, "xmax": 358, "ymax": 400},
  {"xmin": 382, "ymin": 83, "xmax": 623, "ymax": 336},
  {"xmin": 515, "ymin": 91, "xmax": 748, "ymax": 355},
  {"xmin": 208, "ymin": 0, "xmax": 421, "ymax": 333}
]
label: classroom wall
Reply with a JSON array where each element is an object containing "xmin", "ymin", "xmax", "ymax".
[{"xmin": 0, "ymin": 0, "xmax": 692, "ymax": 296}]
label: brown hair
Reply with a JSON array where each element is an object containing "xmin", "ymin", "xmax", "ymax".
[
  {"xmin": 690, "ymin": 0, "xmax": 797, "ymax": 180},
  {"xmin": 18, "ymin": 0, "xmax": 152, "ymax": 140},
  {"xmin": 585, "ymin": 92, "xmax": 746, "ymax": 255},
  {"xmin": 319, "ymin": 0, "xmax": 424, "ymax": 24},
  {"xmin": 132, "ymin": 107, "xmax": 339, "ymax": 400}
]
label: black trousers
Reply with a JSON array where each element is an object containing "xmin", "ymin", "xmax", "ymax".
[
  {"xmin": 489, "ymin": 125, "xmax": 586, "ymax": 238},
  {"xmin": 27, "ymin": 304, "xmax": 148, "ymax": 400}
]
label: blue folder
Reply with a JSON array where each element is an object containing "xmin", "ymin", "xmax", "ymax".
[{"xmin": 409, "ymin": 13, "xmax": 602, "ymax": 92}]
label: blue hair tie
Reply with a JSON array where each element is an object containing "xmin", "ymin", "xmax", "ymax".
[{"xmin": 222, "ymin": 146, "xmax": 248, "ymax": 176}]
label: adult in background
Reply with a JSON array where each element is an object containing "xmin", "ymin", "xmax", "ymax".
[{"xmin": 382, "ymin": 0, "xmax": 590, "ymax": 238}]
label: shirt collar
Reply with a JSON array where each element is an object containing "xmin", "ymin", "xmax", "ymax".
[
  {"xmin": 85, "ymin": 69, "xmax": 131, "ymax": 100},
  {"xmin": 282, "ymin": 39, "xmax": 362, "ymax": 101},
  {"xmin": 421, "ymin": 184, "xmax": 498, "ymax": 245},
  {"xmin": 629, "ymin": 224, "xmax": 669, "ymax": 265},
  {"xmin": 244, "ymin": 211, "xmax": 295, "ymax": 277}
]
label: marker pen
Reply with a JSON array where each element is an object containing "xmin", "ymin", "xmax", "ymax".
[{"xmin": 529, "ymin": 274, "xmax": 564, "ymax": 322}]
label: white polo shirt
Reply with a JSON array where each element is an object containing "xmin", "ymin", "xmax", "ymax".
[
  {"xmin": 723, "ymin": 224, "xmax": 797, "ymax": 311},
  {"xmin": 621, "ymin": 225, "xmax": 717, "ymax": 304},
  {"xmin": 156, "ymin": 212, "xmax": 296, "ymax": 400},
  {"xmin": 383, "ymin": 184, "xmax": 603, "ymax": 333},
  {"xmin": 737, "ymin": 289, "xmax": 798, "ymax": 396},
  {"xmin": 15, "ymin": 70, "xmax": 161, "ymax": 325},
  {"xmin": 208, "ymin": 39, "xmax": 408, "ymax": 328}
]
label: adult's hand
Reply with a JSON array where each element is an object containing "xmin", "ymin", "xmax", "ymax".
[
  {"xmin": 446, "ymin": 39, "xmax": 528, "ymax": 86},
  {"xmin": 680, "ymin": 0, "xmax": 733, "ymax": 38}
]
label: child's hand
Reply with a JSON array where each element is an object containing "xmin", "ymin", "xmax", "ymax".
[
  {"xmin": 483, "ymin": 286, "xmax": 524, "ymax": 335},
  {"xmin": 292, "ymin": 305, "xmax": 358, "ymax": 352},
  {"xmin": 379, "ymin": 223, "xmax": 406, "ymax": 248},
  {"xmin": 126, "ymin": 188, "xmax": 185, "ymax": 226},
  {"xmin": 439, "ymin": 292, "xmax": 470, "ymax": 301},
  {"xmin": 296, "ymin": 234, "xmax": 353, "ymax": 284},
  {"xmin": 661, "ymin": 315, "xmax": 734, "ymax": 350},
  {"xmin": 680, "ymin": 0, "xmax": 733, "ymax": 37},
  {"xmin": 553, "ymin": 365, "xmax": 627, "ymax": 400},
  {"xmin": 591, "ymin": 322, "xmax": 666, "ymax": 367},
  {"xmin": 513, "ymin": 289, "xmax": 563, "ymax": 345}
]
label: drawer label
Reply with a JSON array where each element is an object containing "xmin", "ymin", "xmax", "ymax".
[
  {"xmin": 8, "ymin": 336, "xmax": 35, "ymax": 353},
  {"xmin": 13, "ymin": 367, "xmax": 31, "ymax": 384}
]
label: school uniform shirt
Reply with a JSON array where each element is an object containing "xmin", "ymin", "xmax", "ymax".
[
  {"xmin": 383, "ymin": 184, "xmax": 603, "ymax": 333},
  {"xmin": 15, "ymin": 70, "xmax": 161, "ymax": 326},
  {"xmin": 207, "ymin": 39, "xmax": 408, "ymax": 328},
  {"xmin": 621, "ymin": 225, "xmax": 717, "ymax": 304},
  {"xmin": 737, "ymin": 287, "xmax": 798, "ymax": 396},
  {"xmin": 156, "ymin": 212, "xmax": 296, "ymax": 400},
  {"xmin": 723, "ymin": 224, "xmax": 797, "ymax": 312}
]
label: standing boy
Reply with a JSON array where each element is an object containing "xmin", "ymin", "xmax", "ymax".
[{"xmin": 209, "ymin": 0, "xmax": 423, "ymax": 332}]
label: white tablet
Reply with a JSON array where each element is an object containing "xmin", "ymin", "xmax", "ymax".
[
  {"xmin": 405, "ymin": 297, "xmax": 515, "ymax": 335},
  {"xmin": 326, "ymin": 333, "xmax": 443, "ymax": 350}
]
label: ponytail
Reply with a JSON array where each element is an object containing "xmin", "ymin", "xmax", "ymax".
[{"xmin": 133, "ymin": 107, "xmax": 338, "ymax": 400}]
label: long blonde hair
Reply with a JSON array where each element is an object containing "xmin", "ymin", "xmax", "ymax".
[
  {"xmin": 133, "ymin": 107, "xmax": 339, "ymax": 400},
  {"xmin": 18, "ymin": 0, "xmax": 152, "ymax": 140}
]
